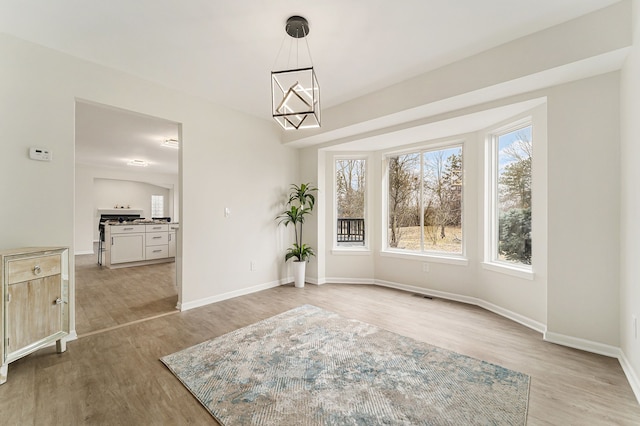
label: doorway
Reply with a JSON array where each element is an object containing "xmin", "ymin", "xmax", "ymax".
[{"xmin": 74, "ymin": 100, "xmax": 181, "ymax": 336}]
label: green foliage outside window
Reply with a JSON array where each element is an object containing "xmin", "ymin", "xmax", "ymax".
[
  {"xmin": 499, "ymin": 208, "xmax": 531, "ymax": 264},
  {"xmin": 496, "ymin": 127, "xmax": 532, "ymax": 265}
]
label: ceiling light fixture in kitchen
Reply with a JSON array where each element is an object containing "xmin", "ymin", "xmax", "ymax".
[
  {"xmin": 271, "ymin": 16, "xmax": 320, "ymax": 130},
  {"xmin": 127, "ymin": 159, "xmax": 149, "ymax": 167},
  {"xmin": 162, "ymin": 138, "xmax": 179, "ymax": 149}
]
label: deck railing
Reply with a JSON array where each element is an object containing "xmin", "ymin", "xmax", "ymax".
[{"xmin": 337, "ymin": 218, "xmax": 365, "ymax": 244}]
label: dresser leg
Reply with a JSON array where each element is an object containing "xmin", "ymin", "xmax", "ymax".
[
  {"xmin": 0, "ymin": 364, "xmax": 7, "ymax": 384},
  {"xmin": 56, "ymin": 338, "xmax": 67, "ymax": 354}
]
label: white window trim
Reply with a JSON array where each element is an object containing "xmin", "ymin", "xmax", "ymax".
[
  {"xmin": 381, "ymin": 139, "xmax": 466, "ymax": 257},
  {"xmin": 482, "ymin": 262, "xmax": 534, "ymax": 280},
  {"xmin": 484, "ymin": 118, "xmax": 533, "ymax": 276},
  {"xmin": 333, "ymin": 155, "xmax": 370, "ymax": 251},
  {"xmin": 381, "ymin": 250, "xmax": 469, "ymax": 266},
  {"xmin": 331, "ymin": 248, "xmax": 372, "ymax": 256}
]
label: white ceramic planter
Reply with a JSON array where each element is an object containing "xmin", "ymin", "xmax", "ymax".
[{"xmin": 293, "ymin": 261, "xmax": 306, "ymax": 288}]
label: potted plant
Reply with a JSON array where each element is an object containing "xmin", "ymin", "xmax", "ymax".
[{"xmin": 277, "ymin": 183, "xmax": 318, "ymax": 288}]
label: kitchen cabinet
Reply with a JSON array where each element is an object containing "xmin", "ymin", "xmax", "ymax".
[
  {"xmin": 107, "ymin": 225, "xmax": 146, "ymax": 265},
  {"xmin": 1, "ymin": 247, "xmax": 69, "ymax": 385},
  {"xmin": 145, "ymin": 224, "xmax": 169, "ymax": 260},
  {"xmin": 104, "ymin": 223, "xmax": 175, "ymax": 268}
]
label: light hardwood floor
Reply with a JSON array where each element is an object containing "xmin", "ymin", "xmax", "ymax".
[
  {"xmin": 74, "ymin": 252, "xmax": 178, "ymax": 336},
  {"xmin": 1, "ymin": 282, "xmax": 639, "ymax": 425}
]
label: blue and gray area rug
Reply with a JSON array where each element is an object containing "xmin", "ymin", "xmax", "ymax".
[{"xmin": 161, "ymin": 304, "xmax": 529, "ymax": 425}]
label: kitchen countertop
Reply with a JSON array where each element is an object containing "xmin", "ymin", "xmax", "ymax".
[{"xmin": 105, "ymin": 221, "xmax": 179, "ymax": 226}]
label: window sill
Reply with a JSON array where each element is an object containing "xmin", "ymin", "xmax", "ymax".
[
  {"xmin": 481, "ymin": 262, "xmax": 534, "ymax": 280},
  {"xmin": 380, "ymin": 250, "xmax": 468, "ymax": 266},
  {"xmin": 331, "ymin": 248, "xmax": 371, "ymax": 256}
]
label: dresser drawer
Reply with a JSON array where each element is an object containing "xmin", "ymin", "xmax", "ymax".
[
  {"xmin": 146, "ymin": 232, "xmax": 168, "ymax": 246},
  {"xmin": 146, "ymin": 224, "xmax": 168, "ymax": 232},
  {"xmin": 6, "ymin": 254, "xmax": 61, "ymax": 285},
  {"xmin": 146, "ymin": 245, "xmax": 168, "ymax": 260},
  {"xmin": 110, "ymin": 225, "xmax": 146, "ymax": 234}
]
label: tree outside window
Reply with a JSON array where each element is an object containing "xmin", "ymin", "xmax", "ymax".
[
  {"xmin": 495, "ymin": 126, "xmax": 532, "ymax": 265},
  {"xmin": 335, "ymin": 159, "xmax": 366, "ymax": 247},
  {"xmin": 387, "ymin": 144, "xmax": 463, "ymax": 254}
]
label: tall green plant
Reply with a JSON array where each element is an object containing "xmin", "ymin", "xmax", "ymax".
[{"xmin": 277, "ymin": 183, "xmax": 318, "ymax": 262}]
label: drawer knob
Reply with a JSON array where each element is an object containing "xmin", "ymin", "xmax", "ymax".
[{"xmin": 33, "ymin": 265, "xmax": 41, "ymax": 275}]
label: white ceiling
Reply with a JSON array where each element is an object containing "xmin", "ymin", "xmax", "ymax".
[
  {"xmin": 75, "ymin": 101, "xmax": 179, "ymax": 175},
  {"xmin": 0, "ymin": 0, "xmax": 620, "ymax": 171}
]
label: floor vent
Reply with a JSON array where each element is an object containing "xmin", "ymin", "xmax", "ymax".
[{"xmin": 413, "ymin": 294, "xmax": 434, "ymax": 300}]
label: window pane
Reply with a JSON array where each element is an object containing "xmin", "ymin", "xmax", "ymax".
[
  {"xmin": 496, "ymin": 126, "xmax": 532, "ymax": 265},
  {"xmin": 336, "ymin": 159, "xmax": 366, "ymax": 246},
  {"xmin": 422, "ymin": 146, "xmax": 463, "ymax": 253},
  {"xmin": 387, "ymin": 153, "xmax": 421, "ymax": 250},
  {"xmin": 151, "ymin": 195, "xmax": 164, "ymax": 218}
]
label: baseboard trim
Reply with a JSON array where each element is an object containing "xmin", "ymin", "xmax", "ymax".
[
  {"xmin": 478, "ymin": 299, "xmax": 547, "ymax": 334},
  {"xmin": 543, "ymin": 331, "xmax": 621, "ymax": 358},
  {"xmin": 619, "ymin": 351, "xmax": 640, "ymax": 404},
  {"xmin": 374, "ymin": 279, "xmax": 546, "ymax": 333},
  {"xmin": 74, "ymin": 250, "xmax": 94, "ymax": 256},
  {"xmin": 375, "ymin": 279, "xmax": 478, "ymax": 305},
  {"xmin": 325, "ymin": 277, "xmax": 375, "ymax": 285},
  {"xmin": 179, "ymin": 279, "xmax": 287, "ymax": 311}
]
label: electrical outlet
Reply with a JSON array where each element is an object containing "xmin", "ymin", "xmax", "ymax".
[
  {"xmin": 224, "ymin": 207, "xmax": 230, "ymax": 217},
  {"xmin": 633, "ymin": 315, "xmax": 638, "ymax": 340},
  {"xmin": 250, "ymin": 261, "xmax": 256, "ymax": 271},
  {"xmin": 422, "ymin": 263, "xmax": 430, "ymax": 273}
]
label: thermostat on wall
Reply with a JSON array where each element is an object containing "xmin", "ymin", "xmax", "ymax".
[{"xmin": 29, "ymin": 147, "xmax": 52, "ymax": 161}]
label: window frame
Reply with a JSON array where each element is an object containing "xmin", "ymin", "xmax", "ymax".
[
  {"xmin": 332, "ymin": 155, "xmax": 370, "ymax": 253},
  {"xmin": 381, "ymin": 139, "xmax": 467, "ymax": 264},
  {"xmin": 483, "ymin": 118, "xmax": 534, "ymax": 279}
]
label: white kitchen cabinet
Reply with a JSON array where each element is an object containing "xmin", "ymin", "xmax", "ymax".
[
  {"xmin": 1, "ymin": 247, "xmax": 69, "ymax": 385},
  {"xmin": 145, "ymin": 224, "xmax": 169, "ymax": 260},
  {"xmin": 106, "ymin": 225, "xmax": 146, "ymax": 266},
  {"xmin": 110, "ymin": 234, "xmax": 145, "ymax": 263},
  {"xmin": 104, "ymin": 223, "xmax": 176, "ymax": 268},
  {"xmin": 146, "ymin": 245, "xmax": 169, "ymax": 259},
  {"xmin": 145, "ymin": 224, "xmax": 168, "ymax": 233},
  {"xmin": 146, "ymin": 232, "xmax": 168, "ymax": 246}
]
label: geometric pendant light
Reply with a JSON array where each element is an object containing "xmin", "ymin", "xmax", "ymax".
[{"xmin": 271, "ymin": 16, "xmax": 321, "ymax": 130}]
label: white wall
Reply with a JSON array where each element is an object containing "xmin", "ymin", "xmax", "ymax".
[
  {"xmin": 291, "ymin": 2, "xmax": 631, "ymax": 360},
  {"xmin": 321, "ymin": 150, "xmax": 375, "ymax": 283},
  {"xmin": 93, "ymin": 178, "xmax": 169, "ymax": 226},
  {"xmin": 0, "ymin": 33, "xmax": 297, "ymax": 334},
  {"xmin": 545, "ymin": 73, "xmax": 621, "ymax": 347},
  {"xmin": 317, "ymin": 110, "xmax": 547, "ymax": 326},
  {"xmin": 297, "ymin": 145, "xmax": 324, "ymax": 283},
  {"xmin": 475, "ymin": 105, "xmax": 547, "ymax": 326},
  {"xmin": 620, "ymin": 0, "xmax": 640, "ymax": 400},
  {"xmin": 301, "ymin": 68, "xmax": 620, "ymax": 350}
]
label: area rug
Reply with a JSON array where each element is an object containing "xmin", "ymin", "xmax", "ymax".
[{"xmin": 161, "ymin": 305, "xmax": 530, "ymax": 425}]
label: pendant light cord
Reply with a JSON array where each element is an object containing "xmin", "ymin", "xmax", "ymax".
[
  {"xmin": 303, "ymin": 26, "xmax": 314, "ymax": 67},
  {"xmin": 271, "ymin": 31, "xmax": 288, "ymax": 71},
  {"xmin": 272, "ymin": 20, "xmax": 314, "ymax": 71}
]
